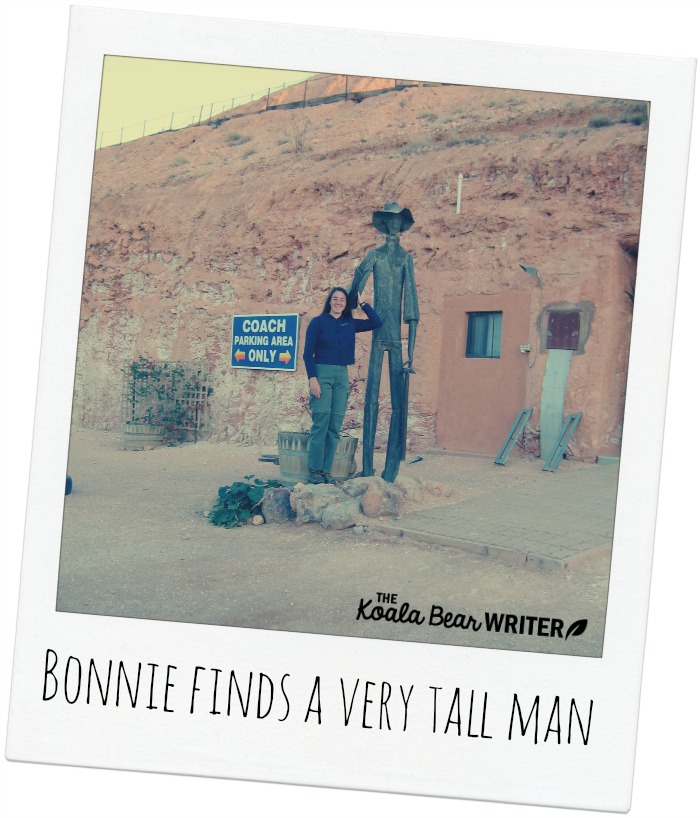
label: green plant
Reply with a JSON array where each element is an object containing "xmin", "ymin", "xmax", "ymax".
[
  {"xmin": 282, "ymin": 112, "xmax": 312, "ymax": 155},
  {"xmin": 242, "ymin": 147, "xmax": 256, "ymax": 159},
  {"xmin": 447, "ymin": 133, "xmax": 489, "ymax": 147},
  {"xmin": 226, "ymin": 132, "xmax": 252, "ymax": 146},
  {"xmin": 398, "ymin": 137, "xmax": 431, "ymax": 156},
  {"xmin": 619, "ymin": 102, "xmax": 648, "ymax": 126},
  {"xmin": 209, "ymin": 475, "xmax": 284, "ymax": 528},
  {"xmin": 588, "ymin": 116, "xmax": 612, "ymax": 129}
]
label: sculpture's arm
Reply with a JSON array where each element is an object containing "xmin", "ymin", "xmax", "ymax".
[
  {"xmin": 405, "ymin": 320, "xmax": 417, "ymax": 374},
  {"xmin": 347, "ymin": 251, "xmax": 373, "ymax": 309},
  {"xmin": 403, "ymin": 253, "xmax": 419, "ymax": 373}
]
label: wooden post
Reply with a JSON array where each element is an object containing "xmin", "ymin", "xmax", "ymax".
[
  {"xmin": 303, "ymin": 80, "xmax": 308, "ymax": 107},
  {"xmin": 456, "ymin": 173, "xmax": 464, "ymax": 215},
  {"xmin": 169, "ymin": 112, "xmax": 174, "ymax": 130}
]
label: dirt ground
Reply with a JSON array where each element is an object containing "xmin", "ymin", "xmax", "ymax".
[{"xmin": 57, "ymin": 430, "xmax": 612, "ymax": 657}]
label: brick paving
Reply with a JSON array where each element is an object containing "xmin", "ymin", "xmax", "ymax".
[{"xmin": 372, "ymin": 462, "xmax": 619, "ymax": 569}]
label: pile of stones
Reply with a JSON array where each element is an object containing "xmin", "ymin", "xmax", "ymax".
[{"xmin": 259, "ymin": 475, "xmax": 454, "ymax": 531}]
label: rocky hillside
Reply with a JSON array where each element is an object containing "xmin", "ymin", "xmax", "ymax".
[{"xmin": 75, "ymin": 75, "xmax": 647, "ymax": 451}]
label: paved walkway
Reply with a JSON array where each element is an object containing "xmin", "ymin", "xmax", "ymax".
[{"xmin": 372, "ymin": 462, "xmax": 619, "ymax": 569}]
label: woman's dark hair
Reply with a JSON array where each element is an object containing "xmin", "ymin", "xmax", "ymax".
[{"xmin": 321, "ymin": 286, "xmax": 352, "ymax": 318}]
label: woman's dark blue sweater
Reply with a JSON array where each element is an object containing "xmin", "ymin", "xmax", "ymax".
[{"xmin": 303, "ymin": 304, "xmax": 382, "ymax": 379}]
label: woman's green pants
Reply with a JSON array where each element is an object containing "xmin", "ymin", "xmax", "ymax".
[{"xmin": 308, "ymin": 364, "xmax": 349, "ymax": 473}]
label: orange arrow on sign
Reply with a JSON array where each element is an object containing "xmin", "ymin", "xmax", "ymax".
[
  {"xmin": 279, "ymin": 350, "xmax": 292, "ymax": 364},
  {"xmin": 234, "ymin": 349, "xmax": 246, "ymax": 362}
]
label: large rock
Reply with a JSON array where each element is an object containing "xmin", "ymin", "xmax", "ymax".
[
  {"xmin": 261, "ymin": 487, "xmax": 295, "ymax": 523},
  {"xmin": 293, "ymin": 484, "xmax": 346, "ymax": 524},
  {"xmin": 360, "ymin": 482, "xmax": 403, "ymax": 518},
  {"xmin": 342, "ymin": 476, "xmax": 386, "ymax": 498},
  {"xmin": 392, "ymin": 475, "xmax": 422, "ymax": 502},
  {"xmin": 321, "ymin": 499, "xmax": 361, "ymax": 530}
]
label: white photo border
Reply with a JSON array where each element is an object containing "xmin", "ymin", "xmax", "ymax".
[{"xmin": 5, "ymin": 6, "xmax": 695, "ymax": 813}]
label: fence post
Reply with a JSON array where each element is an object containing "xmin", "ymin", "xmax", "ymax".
[
  {"xmin": 198, "ymin": 105, "xmax": 203, "ymax": 125},
  {"xmin": 345, "ymin": 75, "xmax": 348, "ymax": 101},
  {"xmin": 266, "ymin": 87, "xmax": 270, "ymax": 111},
  {"xmin": 142, "ymin": 120, "xmax": 146, "ymax": 137},
  {"xmin": 169, "ymin": 112, "xmax": 174, "ymax": 130},
  {"xmin": 119, "ymin": 127, "xmax": 123, "ymax": 145},
  {"xmin": 208, "ymin": 102, "xmax": 213, "ymax": 121},
  {"xmin": 303, "ymin": 81, "xmax": 308, "ymax": 107}
]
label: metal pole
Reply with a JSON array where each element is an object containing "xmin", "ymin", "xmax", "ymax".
[
  {"xmin": 142, "ymin": 120, "xmax": 146, "ymax": 137},
  {"xmin": 170, "ymin": 112, "xmax": 174, "ymax": 130},
  {"xmin": 456, "ymin": 173, "xmax": 464, "ymax": 215},
  {"xmin": 266, "ymin": 88, "xmax": 270, "ymax": 111},
  {"xmin": 119, "ymin": 127, "xmax": 123, "ymax": 145}
]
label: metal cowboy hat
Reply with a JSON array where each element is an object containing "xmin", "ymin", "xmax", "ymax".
[{"xmin": 372, "ymin": 201, "xmax": 414, "ymax": 234}]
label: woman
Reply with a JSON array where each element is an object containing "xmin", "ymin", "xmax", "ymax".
[{"xmin": 303, "ymin": 287, "xmax": 381, "ymax": 484}]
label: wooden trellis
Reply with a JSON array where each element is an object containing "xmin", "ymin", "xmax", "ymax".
[{"xmin": 122, "ymin": 358, "xmax": 210, "ymax": 444}]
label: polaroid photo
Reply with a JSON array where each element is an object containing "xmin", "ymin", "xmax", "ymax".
[{"xmin": 4, "ymin": 5, "xmax": 695, "ymax": 814}]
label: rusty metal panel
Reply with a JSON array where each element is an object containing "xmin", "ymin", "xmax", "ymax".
[{"xmin": 546, "ymin": 310, "xmax": 580, "ymax": 350}]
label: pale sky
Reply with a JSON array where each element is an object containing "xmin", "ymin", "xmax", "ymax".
[{"xmin": 96, "ymin": 56, "xmax": 313, "ymax": 147}]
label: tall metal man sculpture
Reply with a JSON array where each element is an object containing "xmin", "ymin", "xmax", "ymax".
[{"xmin": 348, "ymin": 202, "xmax": 419, "ymax": 483}]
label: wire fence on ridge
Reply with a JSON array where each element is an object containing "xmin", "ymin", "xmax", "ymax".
[{"xmin": 96, "ymin": 74, "xmax": 434, "ymax": 149}]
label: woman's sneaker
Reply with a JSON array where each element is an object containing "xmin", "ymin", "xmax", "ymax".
[
  {"xmin": 322, "ymin": 472, "xmax": 338, "ymax": 485},
  {"xmin": 308, "ymin": 470, "xmax": 325, "ymax": 485}
]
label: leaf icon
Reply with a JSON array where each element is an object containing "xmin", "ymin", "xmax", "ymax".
[{"xmin": 565, "ymin": 619, "xmax": 588, "ymax": 639}]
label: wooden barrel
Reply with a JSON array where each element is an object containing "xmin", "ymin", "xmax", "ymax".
[
  {"xmin": 329, "ymin": 435, "xmax": 358, "ymax": 480},
  {"xmin": 277, "ymin": 431, "xmax": 358, "ymax": 483},
  {"xmin": 122, "ymin": 423, "xmax": 165, "ymax": 450},
  {"xmin": 277, "ymin": 431, "xmax": 310, "ymax": 483}
]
